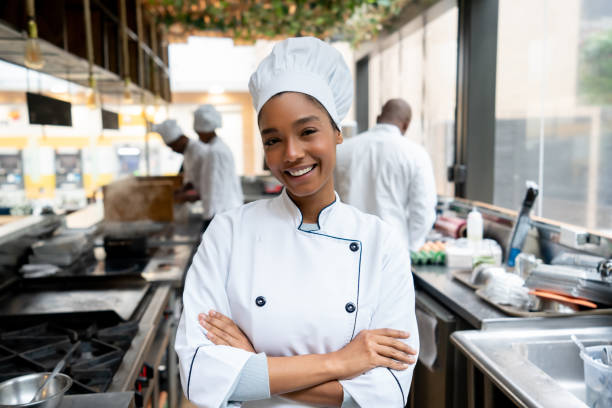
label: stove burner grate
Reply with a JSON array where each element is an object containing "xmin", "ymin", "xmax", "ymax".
[{"xmin": 0, "ymin": 317, "xmax": 137, "ymax": 393}]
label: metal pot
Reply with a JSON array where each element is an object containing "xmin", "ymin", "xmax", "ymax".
[
  {"xmin": 103, "ymin": 235, "xmax": 148, "ymax": 259},
  {"xmin": 0, "ymin": 373, "xmax": 72, "ymax": 408}
]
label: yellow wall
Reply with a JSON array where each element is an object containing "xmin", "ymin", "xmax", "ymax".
[{"xmin": 171, "ymin": 92, "xmax": 256, "ymax": 174}]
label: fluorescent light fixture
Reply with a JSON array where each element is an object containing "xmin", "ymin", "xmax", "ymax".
[
  {"xmin": 209, "ymin": 85, "xmax": 225, "ymax": 94},
  {"xmin": 117, "ymin": 147, "xmax": 140, "ymax": 156},
  {"xmin": 50, "ymin": 85, "xmax": 66, "ymax": 94}
]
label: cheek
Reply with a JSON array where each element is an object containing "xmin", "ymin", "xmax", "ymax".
[
  {"xmin": 313, "ymin": 138, "xmax": 336, "ymax": 166},
  {"xmin": 263, "ymin": 150, "xmax": 280, "ymax": 172}
]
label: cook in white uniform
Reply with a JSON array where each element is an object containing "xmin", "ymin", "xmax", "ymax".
[
  {"xmin": 153, "ymin": 118, "xmax": 203, "ymax": 193},
  {"xmin": 192, "ymin": 104, "xmax": 243, "ymax": 221},
  {"xmin": 176, "ymin": 38, "xmax": 419, "ymax": 408},
  {"xmin": 335, "ymin": 99, "xmax": 437, "ymax": 251},
  {"xmin": 154, "ymin": 113, "xmax": 243, "ymax": 229}
]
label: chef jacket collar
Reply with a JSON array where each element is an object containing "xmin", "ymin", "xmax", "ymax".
[
  {"xmin": 372, "ymin": 123, "xmax": 403, "ymax": 137},
  {"xmin": 279, "ymin": 188, "xmax": 339, "ymax": 231}
]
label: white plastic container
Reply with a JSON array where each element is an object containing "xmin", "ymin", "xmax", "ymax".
[
  {"xmin": 580, "ymin": 345, "xmax": 612, "ymax": 407},
  {"xmin": 467, "ymin": 208, "xmax": 483, "ymax": 245},
  {"xmin": 446, "ymin": 238, "xmax": 502, "ymax": 268}
]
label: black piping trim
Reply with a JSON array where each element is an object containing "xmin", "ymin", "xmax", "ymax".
[
  {"xmin": 187, "ymin": 346, "xmax": 201, "ymax": 400},
  {"xmin": 302, "ymin": 229, "xmax": 362, "ymax": 341},
  {"xmin": 387, "ymin": 368, "xmax": 406, "ymax": 406},
  {"xmin": 286, "ymin": 190, "xmax": 337, "ymax": 232}
]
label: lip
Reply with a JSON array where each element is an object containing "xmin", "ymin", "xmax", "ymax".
[{"xmin": 283, "ymin": 164, "xmax": 317, "ymax": 178}]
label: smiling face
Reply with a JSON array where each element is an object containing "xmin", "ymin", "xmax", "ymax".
[{"xmin": 259, "ymin": 92, "xmax": 342, "ymax": 203}]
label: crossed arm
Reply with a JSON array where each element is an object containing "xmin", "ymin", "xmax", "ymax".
[{"xmin": 199, "ymin": 310, "xmax": 417, "ymax": 407}]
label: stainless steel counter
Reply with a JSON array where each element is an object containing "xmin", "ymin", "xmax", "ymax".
[
  {"xmin": 451, "ymin": 316, "xmax": 612, "ymax": 408},
  {"xmin": 59, "ymin": 392, "xmax": 134, "ymax": 408},
  {"xmin": 413, "ymin": 265, "xmax": 507, "ymax": 328},
  {"xmin": 108, "ymin": 284, "xmax": 171, "ymax": 393}
]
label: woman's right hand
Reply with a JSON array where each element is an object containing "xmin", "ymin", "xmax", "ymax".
[{"xmin": 330, "ymin": 329, "xmax": 417, "ymax": 379}]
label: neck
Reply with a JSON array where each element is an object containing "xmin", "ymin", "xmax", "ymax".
[
  {"xmin": 199, "ymin": 132, "xmax": 216, "ymax": 144},
  {"xmin": 288, "ymin": 181, "xmax": 336, "ymax": 224}
]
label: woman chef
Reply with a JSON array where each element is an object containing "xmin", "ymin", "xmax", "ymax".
[{"xmin": 175, "ymin": 37, "xmax": 419, "ymax": 408}]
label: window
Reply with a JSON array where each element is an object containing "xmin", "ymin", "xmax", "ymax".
[
  {"xmin": 370, "ymin": 1, "xmax": 457, "ymax": 197},
  {"xmin": 494, "ymin": 0, "xmax": 612, "ymax": 232}
]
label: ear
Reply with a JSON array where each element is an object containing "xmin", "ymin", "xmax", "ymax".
[{"xmin": 335, "ymin": 129, "xmax": 343, "ymax": 145}]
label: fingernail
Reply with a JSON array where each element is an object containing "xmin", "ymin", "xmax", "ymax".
[{"xmin": 209, "ymin": 310, "xmax": 216, "ymax": 316}]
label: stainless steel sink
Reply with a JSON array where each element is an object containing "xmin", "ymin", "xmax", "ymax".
[{"xmin": 451, "ymin": 316, "xmax": 612, "ymax": 408}]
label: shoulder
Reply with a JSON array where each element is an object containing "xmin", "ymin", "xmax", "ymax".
[
  {"xmin": 333, "ymin": 201, "xmax": 397, "ymax": 240},
  {"xmin": 212, "ymin": 197, "xmax": 278, "ymax": 228}
]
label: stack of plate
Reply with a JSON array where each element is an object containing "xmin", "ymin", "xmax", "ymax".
[{"xmin": 524, "ymin": 264, "xmax": 612, "ymax": 305}]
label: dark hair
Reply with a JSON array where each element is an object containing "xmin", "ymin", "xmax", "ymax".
[{"xmin": 257, "ymin": 92, "xmax": 339, "ymax": 132}]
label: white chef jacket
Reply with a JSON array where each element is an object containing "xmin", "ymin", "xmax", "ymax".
[
  {"xmin": 183, "ymin": 137, "xmax": 244, "ymax": 219},
  {"xmin": 182, "ymin": 138, "xmax": 204, "ymax": 189},
  {"xmin": 175, "ymin": 189, "xmax": 419, "ymax": 408},
  {"xmin": 335, "ymin": 124, "xmax": 437, "ymax": 251}
]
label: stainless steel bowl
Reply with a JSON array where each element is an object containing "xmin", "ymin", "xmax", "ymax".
[{"xmin": 0, "ymin": 373, "xmax": 72, "ymax": 408}]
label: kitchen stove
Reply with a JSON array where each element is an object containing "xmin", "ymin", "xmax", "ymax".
[{"xmin": 0, "ymin": 314, "xmax": 139, "ymax": 394}]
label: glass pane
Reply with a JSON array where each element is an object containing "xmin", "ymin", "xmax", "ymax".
[
  {"xmin": 422, "ymin": 6, "xmax": 457, "ymax": 197},
  {"xmin": 495, "ymin": 0, "xmax": 612, "ymax": 232},
  {"xmin": 373, "ymin": 3, "xmax": 457, "ymax": 197}
]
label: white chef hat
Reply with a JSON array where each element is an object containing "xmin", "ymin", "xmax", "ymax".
[
  {"xmin": 193, "ymin": 104, "xmax": 222, "ymax": 133},
  {"xmin": 248, "ymin": 37, "xmax": 353, "ymax": 129},
  {"xmin": 152, "ymin": 119, "xmax": 183, "ymax": 145}
]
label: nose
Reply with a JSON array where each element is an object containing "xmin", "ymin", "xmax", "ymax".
[{"xmin": 284, "ymin": 135, "xmax": 304, "ymax": 163}]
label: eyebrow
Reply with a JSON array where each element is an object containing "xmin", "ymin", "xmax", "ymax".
[
  {"xmin": 261, "ymin": 115, "xmax": 322, "ymax": 136},
  {"xmin": 293, "ymin": 115, "xmax": 321, "ymax": 127}
]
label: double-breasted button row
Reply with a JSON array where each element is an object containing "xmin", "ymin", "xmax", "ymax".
[
  {"xmin": 255, "ymin": 296, "xmax": 356, "ymax": 314},
  {"xmin": 349, "ymin": 242, "xmax": 360, "ymax": 252}
]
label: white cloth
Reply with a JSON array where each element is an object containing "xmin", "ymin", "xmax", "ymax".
[
  {"xmin": 194, "ymin": 104, "xmax": 222, "ymax": 133},
  {"xmin": 182, "ymin": 138, "xmax": 207, "ymax": 188},
  {"xmin": 153, "ymin": 119, "xmax": 182, "ymax": 144},
  {"xmin": 248, "ymin": 37, "xmax": 353, "ymax": 128},
  {"xmin": 335, "ymin": 124, "xmax": 437, "ymax": 251},
  {"xmin": 183, "ymin": 137, "xmax": 243, "ymax": 219},
  {"xmin": 176, "ymin": 189, "xmax": 419, "ymax": 408},
  {"xmin": 415, "ymin": 308, "xmax": 438, "ymax": 370}
]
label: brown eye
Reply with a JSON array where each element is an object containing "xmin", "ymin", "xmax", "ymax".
[
  {"xmin": 301, "ymin": 128, "xmax": 317, "ymax": 136},
  {"xmin": 264, "ymin": 138, "xmax": 280, "ymax": 147}
]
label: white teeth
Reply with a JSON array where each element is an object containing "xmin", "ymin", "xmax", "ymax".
[{"xmin": 288, "ymin": 166, "xmax": 313, "ymax": 177}]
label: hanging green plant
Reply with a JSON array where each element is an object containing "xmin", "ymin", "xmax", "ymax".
[{"xmin": 145, "ymin": 0, "xmax": 412, "ymax": 45}]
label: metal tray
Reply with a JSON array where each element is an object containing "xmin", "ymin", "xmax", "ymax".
[
  {"xmin": 475, "ymin": 288, "xmax": 612, "ymax": 317},
  {"xmin": 451, "ymin": 269, "xmax": 484, "ymax": 290}
]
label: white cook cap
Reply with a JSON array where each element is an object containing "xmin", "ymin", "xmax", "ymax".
[
  {"xmin": 152, "ymin": 119, "xmax": 183, "ymax": 145},
  {"xmin": 193, "ymin": 104, "xmax": 222, "ymax": 133},
  {"xmin": 248, "ymin": 37, "xmax": 353, "ymax": 129}
]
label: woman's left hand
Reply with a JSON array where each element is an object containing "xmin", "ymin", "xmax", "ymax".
[{"xmin": 198, "ymin": 311, "xmax": 255, "ymax": 353}]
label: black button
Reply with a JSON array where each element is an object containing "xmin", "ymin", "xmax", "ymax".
[
  {"xmin": 349, "ymin": 242, "xmax": 360, "ymax": 252},
  {"xmin": 255, "ymin": 296, "xmax": 266, "ymax": 307},
  {"xmin": 345, "ymin": 302, "xmax": 356, "ymax": 313}
]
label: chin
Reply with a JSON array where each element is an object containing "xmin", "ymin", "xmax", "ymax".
[{"xmin": 284, "ymin": 182, "xmax": 323, "ymax": 199}]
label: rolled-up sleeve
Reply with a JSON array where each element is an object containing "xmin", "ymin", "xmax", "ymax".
[
  {"xmin": 175, "ymin": 214, "xmax": 254, "ymax": 407},
  {"xmin": 340, "ymin": 231, "xmax": 419, "ymax": 407}
]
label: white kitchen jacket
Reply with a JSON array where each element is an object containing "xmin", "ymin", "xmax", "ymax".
[{"xmin": 175, "ymin": 189, "xmax": 419, "ymax": 407}]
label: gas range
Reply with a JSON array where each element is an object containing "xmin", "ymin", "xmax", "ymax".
[
  {"xmin": 0, "ymin": 314, "xmax": 138, "ymax": 394},
  {"xmin": 0, "ymin": 275, "xmax": 157, "ymax": 403}
]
